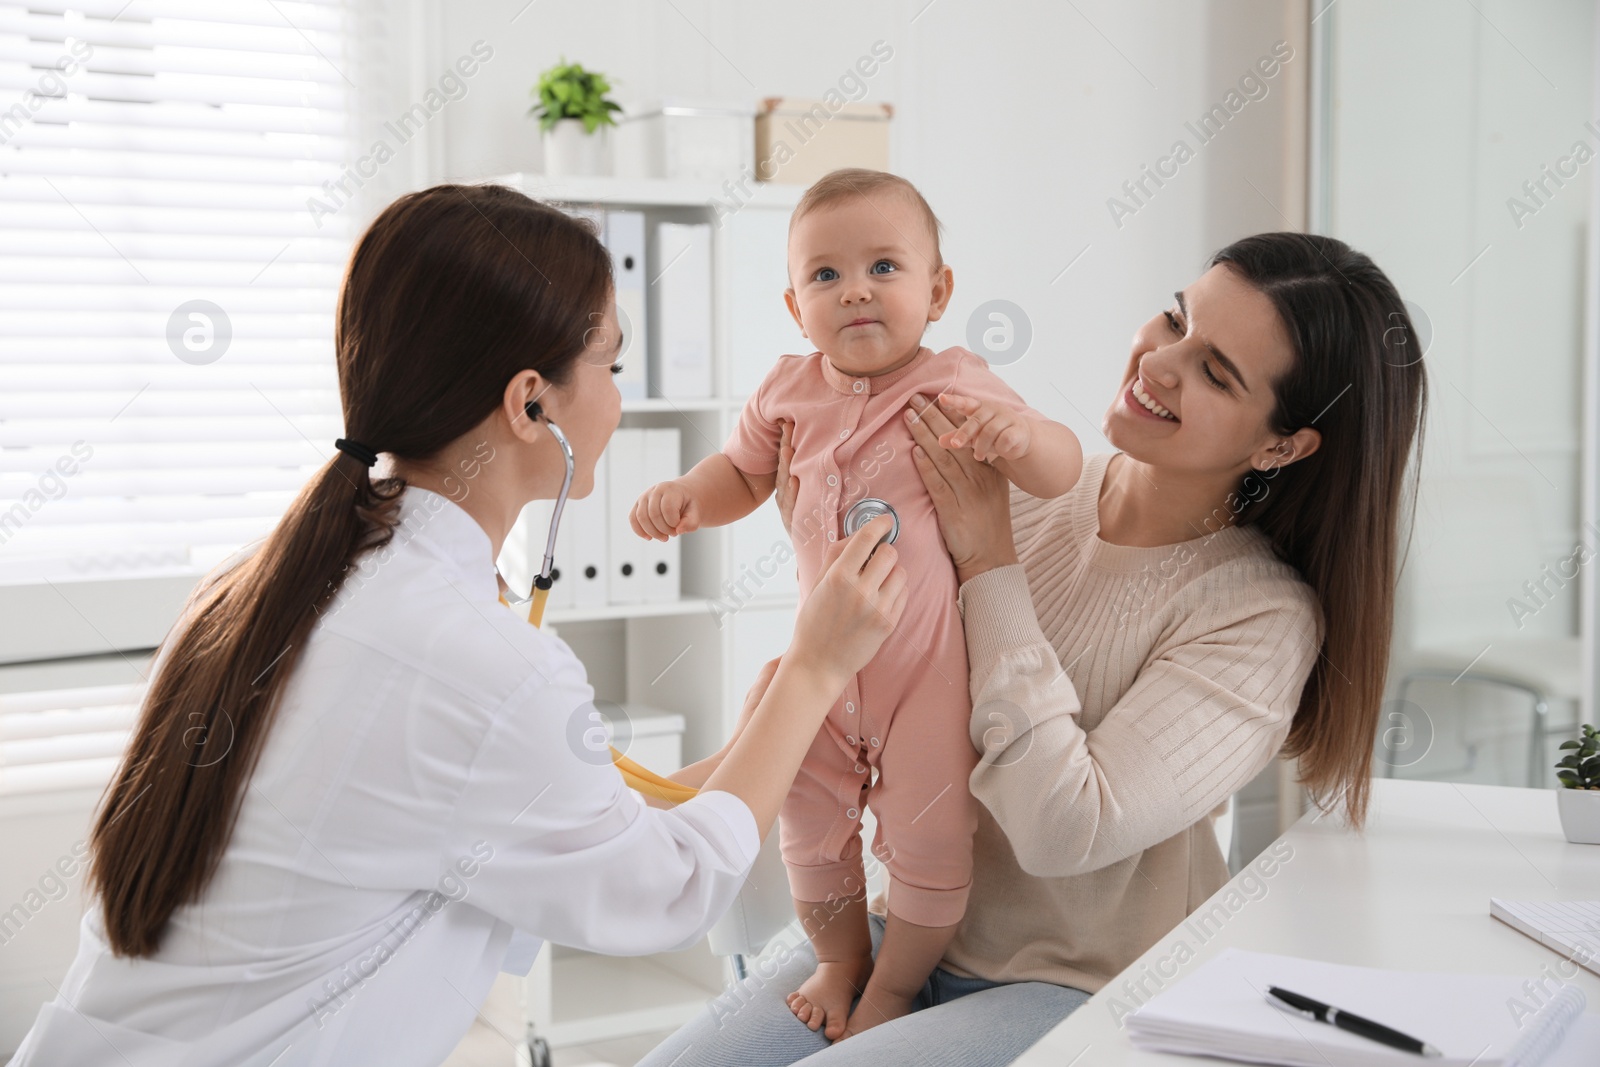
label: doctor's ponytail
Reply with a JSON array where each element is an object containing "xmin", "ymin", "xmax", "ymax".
[{"xmin": 85, "ymin": 184, "xmax": 614, "ymax": 957}]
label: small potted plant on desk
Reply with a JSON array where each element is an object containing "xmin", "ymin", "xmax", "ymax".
[
  {"xmin": 1556, "ymin": 723, "xmax": 1600, "ymax": 844},
  {"xmin": 530, "ymin": 58, "xmax": 621, "ymax": 178}
]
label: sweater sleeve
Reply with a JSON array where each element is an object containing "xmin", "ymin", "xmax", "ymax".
[{"xmin": 957, "ymin": 560, "xmax": 1321, "ymax": 879}]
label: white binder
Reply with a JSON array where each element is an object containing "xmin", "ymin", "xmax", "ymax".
[
  {"xmin": 501, "ymin": 498, "xmax": 576, "ymax": 611},
  {"xmin": 603, "ymin": 210, "xmax": 649, "ymax": 400},
  {"xmin": 495, "ymin": 499, "xmax": 543, "ymax": 606},
  {"xmin": 605, "ymin": 428, "xmax": 647, "ymax": 605},
  {"xmin": 649, "ymin": 221, "xmax": 713, "ymax": 398},
  {"xmin": 640, "ymin": 428, "xmax": 682, "ymax": 603},
  {"xmin": 565, "ymin": 442, "xmax": 610, "ymax": 610}
]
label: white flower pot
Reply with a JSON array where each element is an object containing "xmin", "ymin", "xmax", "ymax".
[
  {"xmin": 1556, "ymin": 787, "xmax": 1600, "ymax": 844},
  {"xmin": 543, "ymin": 119, "xmax": 610, "ymax": 178}
]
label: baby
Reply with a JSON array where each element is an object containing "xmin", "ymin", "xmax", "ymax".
[{"xmin": 631, "ymin": 168, "xmax": 1083, "ymax": 1040}]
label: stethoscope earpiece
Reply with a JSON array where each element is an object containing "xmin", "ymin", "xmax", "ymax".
[{"xmin": 514, "ymin": 396, "xmax": 572, "ymax": 603}]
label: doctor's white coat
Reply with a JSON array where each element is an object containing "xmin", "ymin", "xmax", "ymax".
[{"xmin": 7, "ymin": 485, "xmax": 760, "ymax": 1066}]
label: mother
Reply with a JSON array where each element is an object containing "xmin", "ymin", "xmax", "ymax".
[{"xmin": 643, "ymin": 232, "xmax": 1428, "ymax": 1066}]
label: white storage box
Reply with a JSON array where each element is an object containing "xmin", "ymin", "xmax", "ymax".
[
  {"xmin": 619, "ymin": 706, "xmax": 687, "ymax": 774},
  {"xmin": 614, "ymin": 99, "xmax": 755, "ymax": 183}
]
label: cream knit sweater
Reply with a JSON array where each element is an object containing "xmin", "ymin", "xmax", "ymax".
[{"xmin": 871, "ymin": 452, "xmax": 1323, "ymax": 995}]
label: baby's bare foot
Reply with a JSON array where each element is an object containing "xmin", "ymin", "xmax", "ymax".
[
  {"xmin": 841, "ymin": 986, "xmax": 916, "ymax": 1039},
  {"xmin": 786, "ymin": 957, "xmax": 873, "ymax": 1041}
]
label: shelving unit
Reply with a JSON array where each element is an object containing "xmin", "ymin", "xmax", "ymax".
[{"xmin": 494, "ymin": 173, "xmax": 809, "ymax": 1049}]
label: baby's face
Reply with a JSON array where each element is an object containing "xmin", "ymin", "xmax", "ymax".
[{"xmin": 784, "ymin": 190, "xmax": 953, "ymax": 376}]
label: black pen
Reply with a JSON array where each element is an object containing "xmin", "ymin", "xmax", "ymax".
[{"xmin": 1265, "ymin": 986, "xmax": 1442, "ymax": 1058}]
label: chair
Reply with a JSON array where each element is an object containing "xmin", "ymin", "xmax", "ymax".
[{"xmin": 1386, "ymin": 475, "xmax": 1583, "ymax": 786}]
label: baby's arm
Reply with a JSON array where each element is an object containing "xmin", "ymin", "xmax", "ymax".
[
  {"xmin": 631, "ymin": 453, "xmax": 777, "ymax": 541},
  {"xmin": 931, "ymin": 393, "xmax": 1083, "ymax": 499},
  {"xmin": 994, "ymin": 416, "xmax": 1082, "ymax": 499}
]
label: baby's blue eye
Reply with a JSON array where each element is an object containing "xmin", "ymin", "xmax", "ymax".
[
  {"xmin": 871, "ymin": 260, "xmax": 896, "ymax": 275},
  {"xmin": 814, "ymin": 267, "xmax": 839, "ymax": 282}
]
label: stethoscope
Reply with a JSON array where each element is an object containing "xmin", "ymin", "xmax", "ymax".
[
  {"xmin": 496, "ymin": 400, "xmax": 701, "ymax": 804},
  {"xmin": 495, "ymin": 402, "xmax": 902, "ymax": 804},
  {"xmin": 497, "ymin": 399, "xmax": 573, "ymax": 629},
  {"xmin": 499, "ymin": 402, "xmax": 901, "ymax": 623}
]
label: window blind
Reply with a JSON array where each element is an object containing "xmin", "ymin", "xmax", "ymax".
[
  {"xmin": 0, "ymin": 680, "xmax": 139, "ymax": 795},
  {"xmin": 0, "ymin": 0, "xmax": 359, "ymax": 586}
]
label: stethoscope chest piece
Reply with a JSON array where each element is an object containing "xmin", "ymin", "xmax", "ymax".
[{"xmin": 843, "ymin": 497, "xmax": 899, "ymax": 546}]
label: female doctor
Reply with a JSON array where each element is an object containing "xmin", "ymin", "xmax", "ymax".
[{"xmin": 7, "ymin": 184, "xmax": 907, "ymax": 1067}]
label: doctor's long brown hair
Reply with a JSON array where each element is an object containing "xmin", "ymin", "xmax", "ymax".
[
  {"xmin": 1212, "ymin": 233, "xmax": 1428, "ymax": 831},
  {"xmin": 86, "ymin": 184, "xmax": 613, "ymax": 957}
]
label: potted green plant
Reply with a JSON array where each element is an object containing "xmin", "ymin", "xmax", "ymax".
[
  {"xmin": 529, "ymin": 59, "xmax": 621, "ymax": 178},
  {"xmin": 1555, "ymin": 723, "xmax": 1600, "ymax": 844}
]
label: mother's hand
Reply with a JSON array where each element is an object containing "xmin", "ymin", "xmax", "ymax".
[
  {"xmin": 773, "ymin": 418, "xmax": 798, "ymax": 535},
  {"xmin": 904, "ymin": 393, "xmax": 1020, "ymax": 586}
]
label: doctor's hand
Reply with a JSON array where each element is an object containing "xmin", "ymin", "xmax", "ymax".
[
  {"xmin": 787, "ymin": 514, "xmax": 907, "ymax": 689},
  {"xmin": 905, "ymin": 393, "xmax": 1019, "ymax": 587},
  {"xmin": 632, "ymin": 479, "xmax": 701, "ymax": 541}
]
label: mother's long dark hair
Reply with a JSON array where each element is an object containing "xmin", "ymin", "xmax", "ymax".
[
  {"xmin": 1214, "ymin": 232, "xmax": 1427, "ymax": 831},
  {"xmin": 85, "ymin": 184, "xmax": 613, "ymax": 957}
]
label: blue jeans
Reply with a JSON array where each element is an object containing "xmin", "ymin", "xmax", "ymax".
[{"xmin": 637, "ymin": 913, "xmax": 1091, "ymax": 1067}]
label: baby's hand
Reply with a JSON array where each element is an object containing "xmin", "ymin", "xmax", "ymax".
[
  {"xmin": 931, "ymin": 393, "xmax": 1032, "ymax": 463},
  {"xmin": 631, "ymin": 480, "xmax": 701, "ymax": 541}
]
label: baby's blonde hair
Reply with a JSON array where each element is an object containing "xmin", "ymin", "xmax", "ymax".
[{"xmin": 790, "ymin": 167, "xmax": 944, "ymax": 269}]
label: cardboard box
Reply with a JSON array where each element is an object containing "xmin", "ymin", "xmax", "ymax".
[{"xmin": 755, "ymin": 97, "xmax": 893, "ymax": 185}]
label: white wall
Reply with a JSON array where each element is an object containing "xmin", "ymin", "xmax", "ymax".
[
  {"xmin": 1324, "ymin": 1, "xmax": 1595, "ymax": 790},
  {"xmin": 428, "ymin": 0, "xmax": 1309, "ymax": 451},
  {"xmin": 420, "ymin": 0, "xmax": 1313, "ymax": 859},
  {"xmin": 1328, "ymin": 0, "xmax": 1593, "ymax": 651}
]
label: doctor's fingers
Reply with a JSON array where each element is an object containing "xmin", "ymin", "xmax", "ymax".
[
  {"xmin": 868, "ymin": 552, "xmax": 909, "ymax": 627},
  {"xmin": 824, "ymin": 511, "xmax": 897, "ymax": 580}
]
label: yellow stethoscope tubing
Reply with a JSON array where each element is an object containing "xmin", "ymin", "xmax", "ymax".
[{"xmin": 500, "ymin": 412, "xmax": 699, "ymax": 807}]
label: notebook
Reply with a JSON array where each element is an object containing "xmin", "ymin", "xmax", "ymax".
[
  {"xmin": 1491, "ymin": 899, "xmax": 1600, "ymax": 977},
  {"xmin": 1125, "ymin": 947, "xmax": 1599, "ymax": 1067}
]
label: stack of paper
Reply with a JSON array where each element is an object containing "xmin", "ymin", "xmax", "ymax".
[{"xmin": 1125, "ymin": 947, "xmax": 1598, "ymax": 1066}]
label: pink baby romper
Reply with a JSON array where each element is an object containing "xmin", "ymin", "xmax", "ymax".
[{"xmin": 722, "ymin": 344, "xmax": 1046, "ymax": 927}]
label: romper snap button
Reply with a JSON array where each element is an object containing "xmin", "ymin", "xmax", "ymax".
[
  {"xmin": 845, "ymin": 701, "xmax": 855, "ymax": 713},
  {"xmin": 853, "ymin": 381, "xmax": 865, "ymax": 393},
  {"xmin": 839, "ymin": 429, "xmax": 849, "ymax": 439},
  {"xmin": 870, "ymin": 737, "xmax": 880, "ymax": 747},
  {"xmin": 847, "ymin": 807, "xmax": 858, "ymax": 819},
  {"xmin": 846, "ymin": 735, "xmax": 856, "ymax": 746},
  {"xmin": 827, "ymin": 475, "xmax": 837, "ymax": 486}
]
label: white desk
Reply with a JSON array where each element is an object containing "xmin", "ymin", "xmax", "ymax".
[{"xmin": 1015, "ymin": 778, "xmax": 1600, "ymax": 1065}]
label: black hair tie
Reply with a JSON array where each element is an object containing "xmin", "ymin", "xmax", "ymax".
[{"xmin": 334, "ymin": 438, "xmax": 378, "ymax": 467}]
